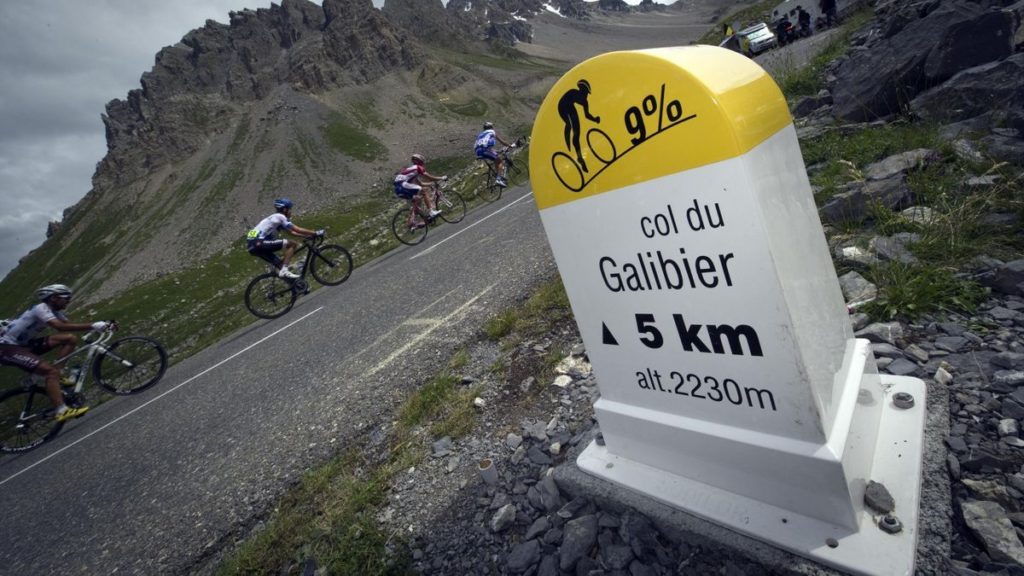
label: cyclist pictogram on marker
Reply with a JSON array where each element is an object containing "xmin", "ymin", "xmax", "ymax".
[
  {"xmin": 558, "ymin": 80, "xmax": 602, "ymax": 173},
  {"xmin": 551, "ymin": 80, "xmax": 698, "ymax": 193}
]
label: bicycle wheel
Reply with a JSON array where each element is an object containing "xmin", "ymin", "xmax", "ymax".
[
  {"xmin": 93, "ymin": 336, "xmax": 169, "ymax": 395},
  {"xmin": 0, "ymin": 386, "xmax": 63, "ymax": 453},
  {"xmin": 391, "ymin": 207, "xmax": 428, "ymax": 246},
  {"xmin": 439, "ymin": 191, "xmax": 466, "ymax": 224},
  {"xmin": 310, "ymin": 244, "xmax": 353, "ymax": 286},
  {"xmin": 245, "ymin": 272, "xmax": 297, "ymax": 319},
  {"xmin": 507, "ymin": 155, "xmax": 524, "ymax": 177},
  {"xmin": 479, "ymin": 173, "xmax": 502, "ymax": 202}
]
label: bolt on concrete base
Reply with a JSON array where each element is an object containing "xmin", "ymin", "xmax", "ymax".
[{"xmin": 558, "ymin": 375, "xmax": 928, "ymax": 576}]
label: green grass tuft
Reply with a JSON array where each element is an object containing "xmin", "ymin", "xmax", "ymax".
[
  {"xmin": 861, "ymin": 263, "xmax": 988, "ymax": 320},
  {"xmin": 484, "ymin": 277, "xmax": 571, "ymax": 343},
  {"xmin": 322, "ymin": 113, "xmax": 386, "ymax": 161}
]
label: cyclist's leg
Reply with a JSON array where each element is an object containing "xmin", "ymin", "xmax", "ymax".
[
  {"xmin": 1, "ymin": 345, "xmax": 63, "ymax": 407},
  {"xmin": 26, "ymin": 340, "xmax": 66, "ymax": 406},
  {"xmin": 480, "ymin": 150, "xmax": 502, "ymax": 181},
  {"xmin": 403, "ymin": 182, "xmax": 427, "ymax": 219},
  {"xmin": 422, "ymin": 184, "xmax": 438, "ymax": 213},
  {"xmin": 42, "ymin": 334, "xmax": 77, "ymax": 369},
  {"xmin": 477, "ymin": 156, "xmax": 492, "ymax": 177},
  {"xmin": 36, "ymin": 362, "xmax": 64, "ymax": 408},
  {"xmin": 249, "ymin": 241, "xmax": 284, "ymax": 270},
  {"xmin": 407, "ymin": 198, "xmax": 418, "ymax": 226},
  {"xmin": 280, "ymin": 239, "xmax": 300, "ymax": 268}
]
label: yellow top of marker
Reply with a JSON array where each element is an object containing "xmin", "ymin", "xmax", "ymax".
[{"xmin": 529, "ymin": 46, "xmax": 791, "ymax": 210}]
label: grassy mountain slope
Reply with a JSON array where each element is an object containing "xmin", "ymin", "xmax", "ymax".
[
  {"xmin": 0, "ymin": 54, "xmax": 559, "ymax": 313},
  {"xmin": 0, "ymin": 0, "xmax": 746, "ymax": 390}
]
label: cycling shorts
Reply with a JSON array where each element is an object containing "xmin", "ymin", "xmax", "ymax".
[
  {"xmin": 247, "ymin": 239, "xmax": 286, "ymax": 267},
  {"xmin": 0, "ymin": 342, "xmax": 47, "ymax": 372},
  {"xmin": 394, "ymin": 181, "xmax": 420, "ymax": 200},
  {"xmin": 476, "ymin": 148, "xmax": 498, "ymax": 161},
  {"xmin": 247, "ymin": 238, "xmax": 286, "ymax": 252}
]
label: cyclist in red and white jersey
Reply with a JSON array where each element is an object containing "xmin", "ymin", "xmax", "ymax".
[
  {"xmin": 0, "ymin": 284, "xmax": 115, "ymax": 421},
  {"xmin": 394, "ymin": 153, "xmax": 447, "ymax": 227}
]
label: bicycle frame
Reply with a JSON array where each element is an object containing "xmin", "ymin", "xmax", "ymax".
[
  {"xmin": 481, "ymin": 142, "xmax": 526, "ymax": 179},
  {"xmin": 35, "ymin": 330, "xmax": 119, "ymax": 394},
  {"xmin": 262, "ymin": 236, "xmax": 318, "ymax": 278},
  {"xmin": 406, "ymin": 181, "xmax": 446, "ymax": 221}
]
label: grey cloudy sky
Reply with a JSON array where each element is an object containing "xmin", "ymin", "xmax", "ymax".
[{"xmin": 0, "ymin": 0, "xmax": 288, "ymax": 282}]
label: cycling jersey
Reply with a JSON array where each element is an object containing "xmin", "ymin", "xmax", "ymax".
[
  {"xmin": 474, "ymin": 129, "xmax": 496, "ymax": 154},
  {"xmin": 0, "ymin": 303, "xmax": 67, "ymax": 346},
  {"xmin": 394, "ymin": 164, "xmax": 425, "ymax": 199},
  {"xmin": 394, "ymin": 164, "xmax": 424, "ymax": 184},
  {"xmin": 247, "ymin": 213, "xmax": 293, "ymax": 243}
]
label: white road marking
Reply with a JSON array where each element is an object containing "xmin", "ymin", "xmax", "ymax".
[
  {"xmin": 411, "ymin": 191, "xmax": 535, "ymax": 260},
  {"xmin": 363, "ymin": 283, "xmax": 497, "ymax": 378},
  {"xmin": 0, "ymin": 307, "xmax": 324, "ymax": 487},
  {"xmin": 343, "ymin": 287, "xmax": 462, "ymax": 367}
]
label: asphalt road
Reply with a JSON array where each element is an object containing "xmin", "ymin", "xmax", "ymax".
[{"xmin": 0, "ymin": 186, "xmax": 557, "ymax": 575}]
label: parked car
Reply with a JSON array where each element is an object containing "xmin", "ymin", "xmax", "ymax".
[{"xmin": 736, "ymin": 22, "xmax": 778, "ymax": 55}]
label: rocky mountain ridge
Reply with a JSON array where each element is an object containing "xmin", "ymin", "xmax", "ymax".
[
  {"xmin": 4, "ymin": 0, "xmax": 687, "ymax": 306},
  {"xmin": 4, "ymin": 0, "xmax": 550, "ymax": 304}
]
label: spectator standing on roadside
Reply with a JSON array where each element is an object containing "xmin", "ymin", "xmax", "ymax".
[{"xmin": 819, "ymin": 0, "xmax": 837, "ymax": 27}]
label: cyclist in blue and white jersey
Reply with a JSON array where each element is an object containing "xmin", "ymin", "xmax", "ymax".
[
  {"xmin": 246, "ymin": 198, "xmax": 323, "ymax": 279},
  {"xmin": 394, "ymin": 153, "xmax": 447, "ymax": 227},
  {"xmin": 474, "ymin": 121, "xmax": 514, "ymax": 187},
  {"xmin": 0, "ymin": 284, "xmax": 115, "ymax": 422}
]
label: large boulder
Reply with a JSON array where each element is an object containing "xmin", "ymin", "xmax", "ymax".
[
  {"xmin": 911, "ymin": 53, "xmax": 1024, "ymax": 124},
  {"xmin": 819, "ymin": 175, "xmax": 913, "ymax": 223},
  {"xmin": 832, "ymin": 1, "xmax": 1016, "ymax": 121}
]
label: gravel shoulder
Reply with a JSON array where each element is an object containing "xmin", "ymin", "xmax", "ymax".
[{"xmin": 354, "ymin": 291, "xmax": 1024, "ymax": 576}]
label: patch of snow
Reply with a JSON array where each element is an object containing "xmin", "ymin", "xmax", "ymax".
[{"xmin": 543, "ymin": 3, "xmax": 566, "ymax": 17}]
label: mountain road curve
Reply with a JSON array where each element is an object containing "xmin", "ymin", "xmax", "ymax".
[{"xmin": 0, "ymin": 186, "xmax": 559, "ymax": 575}]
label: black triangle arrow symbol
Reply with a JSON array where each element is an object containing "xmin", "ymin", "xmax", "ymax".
[{"xmin": 602, "ymin": 322, "xmax": 619, "ymax": 346}]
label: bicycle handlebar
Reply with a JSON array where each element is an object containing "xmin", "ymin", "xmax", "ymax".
[
  {"xmin": 303, "ymin": 231, "xmax": 327, "ymax": 245},
  {"xmin": 82, "ymin": 328, "xmax": 117, "ymax": 345}
]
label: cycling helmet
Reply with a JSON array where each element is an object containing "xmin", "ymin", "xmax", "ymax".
[
  {"xmin": 411, "ymin": 153, "xmax": 425, "ymax": 165},
  {"xmin": 577, "ymin": 79, "xmax": 591, "ymax": 94},
  {"xmin": 482, "ymin": 121, "xmax": 494, "ymax": 130},
  {"xmin": 273, "ymin": 198, "xmax": 294, "ymax": 211},
  {"xmin": 36, "ymin": 284, "xmax": 73, "ymax": 302}
]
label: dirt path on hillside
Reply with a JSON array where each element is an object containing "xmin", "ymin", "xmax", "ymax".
[{"xmin": 519, "ymin": 0, "xmax": 759, "ymax": 63}]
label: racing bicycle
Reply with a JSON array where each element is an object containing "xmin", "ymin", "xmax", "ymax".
[
  {"xmin": 391, "ymin": 180, "xmax": 467, "ymax": 246},
  {"xmin": 0, "ymin": 326, "xmax": 168, "ymax": 453},
  {"xmin": 478, "ymin": 137, "xmax": 529, "ymax": 202},
  {"xmin": 244, "ymin": 234, "xmax": 353, "ymax": 319}
]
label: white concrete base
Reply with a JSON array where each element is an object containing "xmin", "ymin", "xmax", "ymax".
[{"xmin": 578, "ymin": 375, "xmax": 926, "ymax": 576}]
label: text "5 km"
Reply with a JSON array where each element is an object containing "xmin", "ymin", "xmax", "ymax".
[{"xmin": 634, "ymin": 313, "xmax": 763, "ymax": 357}]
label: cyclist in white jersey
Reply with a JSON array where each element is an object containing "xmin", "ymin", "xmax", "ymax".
[
  {"xmin": 246, "ymin": 198, "xmax": 323, "ymax": 279},
  {"xmin": 474, "ymin": 121, "xmax": 514, "ymax": 187},
  {"xmin": 0, "ymin": 284, "xmax": 115, "ymax": 422}
]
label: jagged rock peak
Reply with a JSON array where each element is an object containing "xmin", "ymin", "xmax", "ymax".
[{"xmin": 98, "ymin": 0, "xmax": 416, "ymax": 187}]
